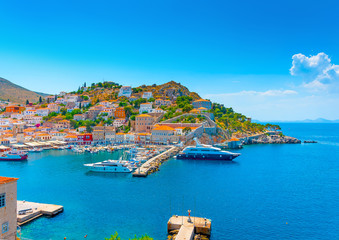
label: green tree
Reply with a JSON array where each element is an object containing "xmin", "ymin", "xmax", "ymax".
[
  {"xmin": 105, "ymin": 232, "xmax": 153, "ymax": 240},
  {"xmin": 124, "ymin": 106, "xmax": 133, "ymax": 117},
  {"xmin": 60, "ymin": 108, "xmax": 67, "ymax": 115},
  {"xmin": 176, "ymin": 96, "xmax": 193, "ymax": 108},
  {"xmin": 183, "ymin": 127, "xmax": 191, "ymax": 134},
  {"xmin": 86, "ymin": 122, "xmax": 93, "ymax": 133},
  {"xmin": 39, "ymin": 96, "xmax": 42, "ymax": 103},
  {"xmin": 134, "ymin": 98, "xmax": 146, "ymax": 108},
  {"xmin": 182, "ymin": 104, "xmax": 193, "ymax": 113},
  {"xmin": 26, "ymin": 100, "xmax": 29, "ymax": 105},
  {"xmin": 119, "ymin": 101, "xmax": 128, "ymax": 107},
  {"xmin": 82, "ymin": 95, "xmax": 89, "ymax": 101}
]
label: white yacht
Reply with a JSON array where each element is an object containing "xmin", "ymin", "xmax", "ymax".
[
  {"xmin": 84, "ymin": 160, "xmax": 133, "ymax": 173},
  {"xmin": 176, "ymin": 138, "xmax": 240, "ymax": 161}
]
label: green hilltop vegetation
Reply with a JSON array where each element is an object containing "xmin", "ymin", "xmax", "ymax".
[{"xmin": 211, "ymin": 103, "xmax": 281, "ymax": 137}]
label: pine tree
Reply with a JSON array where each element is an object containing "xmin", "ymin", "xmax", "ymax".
[
  {"xmin": 26, "ymin": 100, "xmax": 29, "ymax": 105},
  {"xmin": 39, "ymin": 96, "xmax": 42, "ymax": 103},
  {"xmin": 84, "ymin": 82, "xmax": 86, "ymax": 87}
]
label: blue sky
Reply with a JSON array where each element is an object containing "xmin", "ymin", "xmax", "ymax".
[{"xmin": 1, "ymin": 0, "xmax": 339, "ymax": 120}]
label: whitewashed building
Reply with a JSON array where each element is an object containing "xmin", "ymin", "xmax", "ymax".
[
  {"xmin": 139, "ymin": 103, "xmax": 153, "ymax": 114},
  {"xmin": 118, "ymin": 86, "xmax": 132, "ymax": 97},
  {"xmin": 142, "ymin": 92, "xmax": 153, "ymax": 99}
]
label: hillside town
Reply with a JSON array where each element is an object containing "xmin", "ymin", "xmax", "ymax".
[{"xmin": 0, "ymin": 81, "xmax": 282, "ymax": 151}]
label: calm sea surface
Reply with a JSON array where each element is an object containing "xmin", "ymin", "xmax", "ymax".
[{"xmin": 0, "ymin": 123, "xmax": 338, "ymax": 240}]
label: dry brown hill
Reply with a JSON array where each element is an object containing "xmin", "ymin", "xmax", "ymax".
[{"xmin": 0, "ymin": 77, "xmax": 47, "ymax": 104}]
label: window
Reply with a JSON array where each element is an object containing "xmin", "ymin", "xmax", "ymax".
[
  {"xmin": 2, "ymin": 222, "xmax": 8, "ymax": 234},
  {"xmin": 0, "ymin": 193, "xmax": 5, "ymax": 208}
]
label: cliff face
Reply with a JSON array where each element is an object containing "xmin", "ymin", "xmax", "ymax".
[{"xmin": 0, "ymin": 77, "xmax": 46, "ymax": 104}]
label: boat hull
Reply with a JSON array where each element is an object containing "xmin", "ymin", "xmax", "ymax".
[
  {"xmin": 85, "ymin": 166, "xmax": 132, "ymax": 173},
  {"xmin": 176, "ymin": 153, "xmax": 239, "ymax": 161},
  {"xmin": 0, "ymin": 155, "xmax": 28, "ymax": 161}
]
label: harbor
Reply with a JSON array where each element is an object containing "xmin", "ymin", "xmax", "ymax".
[
  {"xmin": 0, "ymin": 123, "xmax": 335, "ymax": 239},
  {"xmin": 17, "ymin": 201, "xmax": 63, "ymax": 226}
]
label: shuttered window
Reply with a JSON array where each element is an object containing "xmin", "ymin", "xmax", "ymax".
[{"xmin": 0, "ymin": 193, "xmax": 5, "ymax": 208}]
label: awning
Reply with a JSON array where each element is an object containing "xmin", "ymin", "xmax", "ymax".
[
  {"xmin": 12, "ymin": 144, "xmax": 27, "ymax": 148},
  {"xmin": 25, "ymin": 142, "xmax": 37, "ymax": 147}
]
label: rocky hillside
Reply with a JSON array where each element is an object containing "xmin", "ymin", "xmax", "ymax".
[
  {"xmin": 249, "ymin": 133, "xmax": 301, "ymax": 144},
  {"xmin": 137, "ymin": 81, "xmax": 201, "ymax": 100},
  {"xmin": 79, "ymin": 80, "xmax": 201, "ymax": 103},
  {"xmin": 0, "ymin": 77, "xmax": 46, "ymax": 104}
]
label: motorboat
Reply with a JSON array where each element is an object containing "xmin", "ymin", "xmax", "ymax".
[
  {"xmin": 176, "ymin": 138, "xmax": 240, "ymax": 161},
  {"xmin": 84, "ymin": 160, "xmax": 133, "ymax": 173}
]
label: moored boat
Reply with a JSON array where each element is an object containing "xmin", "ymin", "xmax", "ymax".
[
  {"xmin": 0, "ymin": 151, "xmax": 28, "ymax": 161},
  {"xmin": 84, "ymin": 160, "xmax": 133, "ymax": 173},
  {"xmin": 176, "ymin": 138, "xmax": 240, "ymax": 161}
]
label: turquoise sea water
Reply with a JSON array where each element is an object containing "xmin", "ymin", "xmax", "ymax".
[{"xmin": 0, "ymin": 123, "xmax": 338, "ymax": 240}]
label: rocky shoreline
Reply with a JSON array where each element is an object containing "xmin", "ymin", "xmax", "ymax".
[{"xmin": 247, "ymin": 134, "xmax": 301, "ymax": 144}]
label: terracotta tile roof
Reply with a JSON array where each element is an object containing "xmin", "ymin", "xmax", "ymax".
[
  {"xmin": 137, "ymin": 114, "xmax": 151, "ymax": 118},
  {"xmin": 65, "ymin": 135, "xmax": 77, "ymax": 138},
  {"xmin": 153, "ymin": 126, "xmax": 175, "ymax": 131},
  {"xmin": 0, "ymin": 176, "xmax": 18, "ymax": 184}
]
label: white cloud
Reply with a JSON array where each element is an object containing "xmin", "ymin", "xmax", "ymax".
[
  {"xmin": 202, "ymin": 52, "xmax": 339, "ymax": 120},
  {"xmin": 208, "ymin": 89, "xmax": 297, "ymax": 97},
  {"xmin": 290, "ymin": 52, "xmax": 339, "ymax": 92}
]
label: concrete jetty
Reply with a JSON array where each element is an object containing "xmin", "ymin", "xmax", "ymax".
[
  {"xmin": 168, "ymin": 215, "xmax": 212, "ymax": 240},
  {"xmin": 133, "ymin": 146, "xmax": 181, "ymax": 177},
  {"xmin": 17, "ymin": 200, "xmax": 63, "ymax": 226}
]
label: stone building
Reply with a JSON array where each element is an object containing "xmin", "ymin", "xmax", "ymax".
[{"xmin": 0, "ymin": 176, "xmax": 18, "ymax": 240}]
